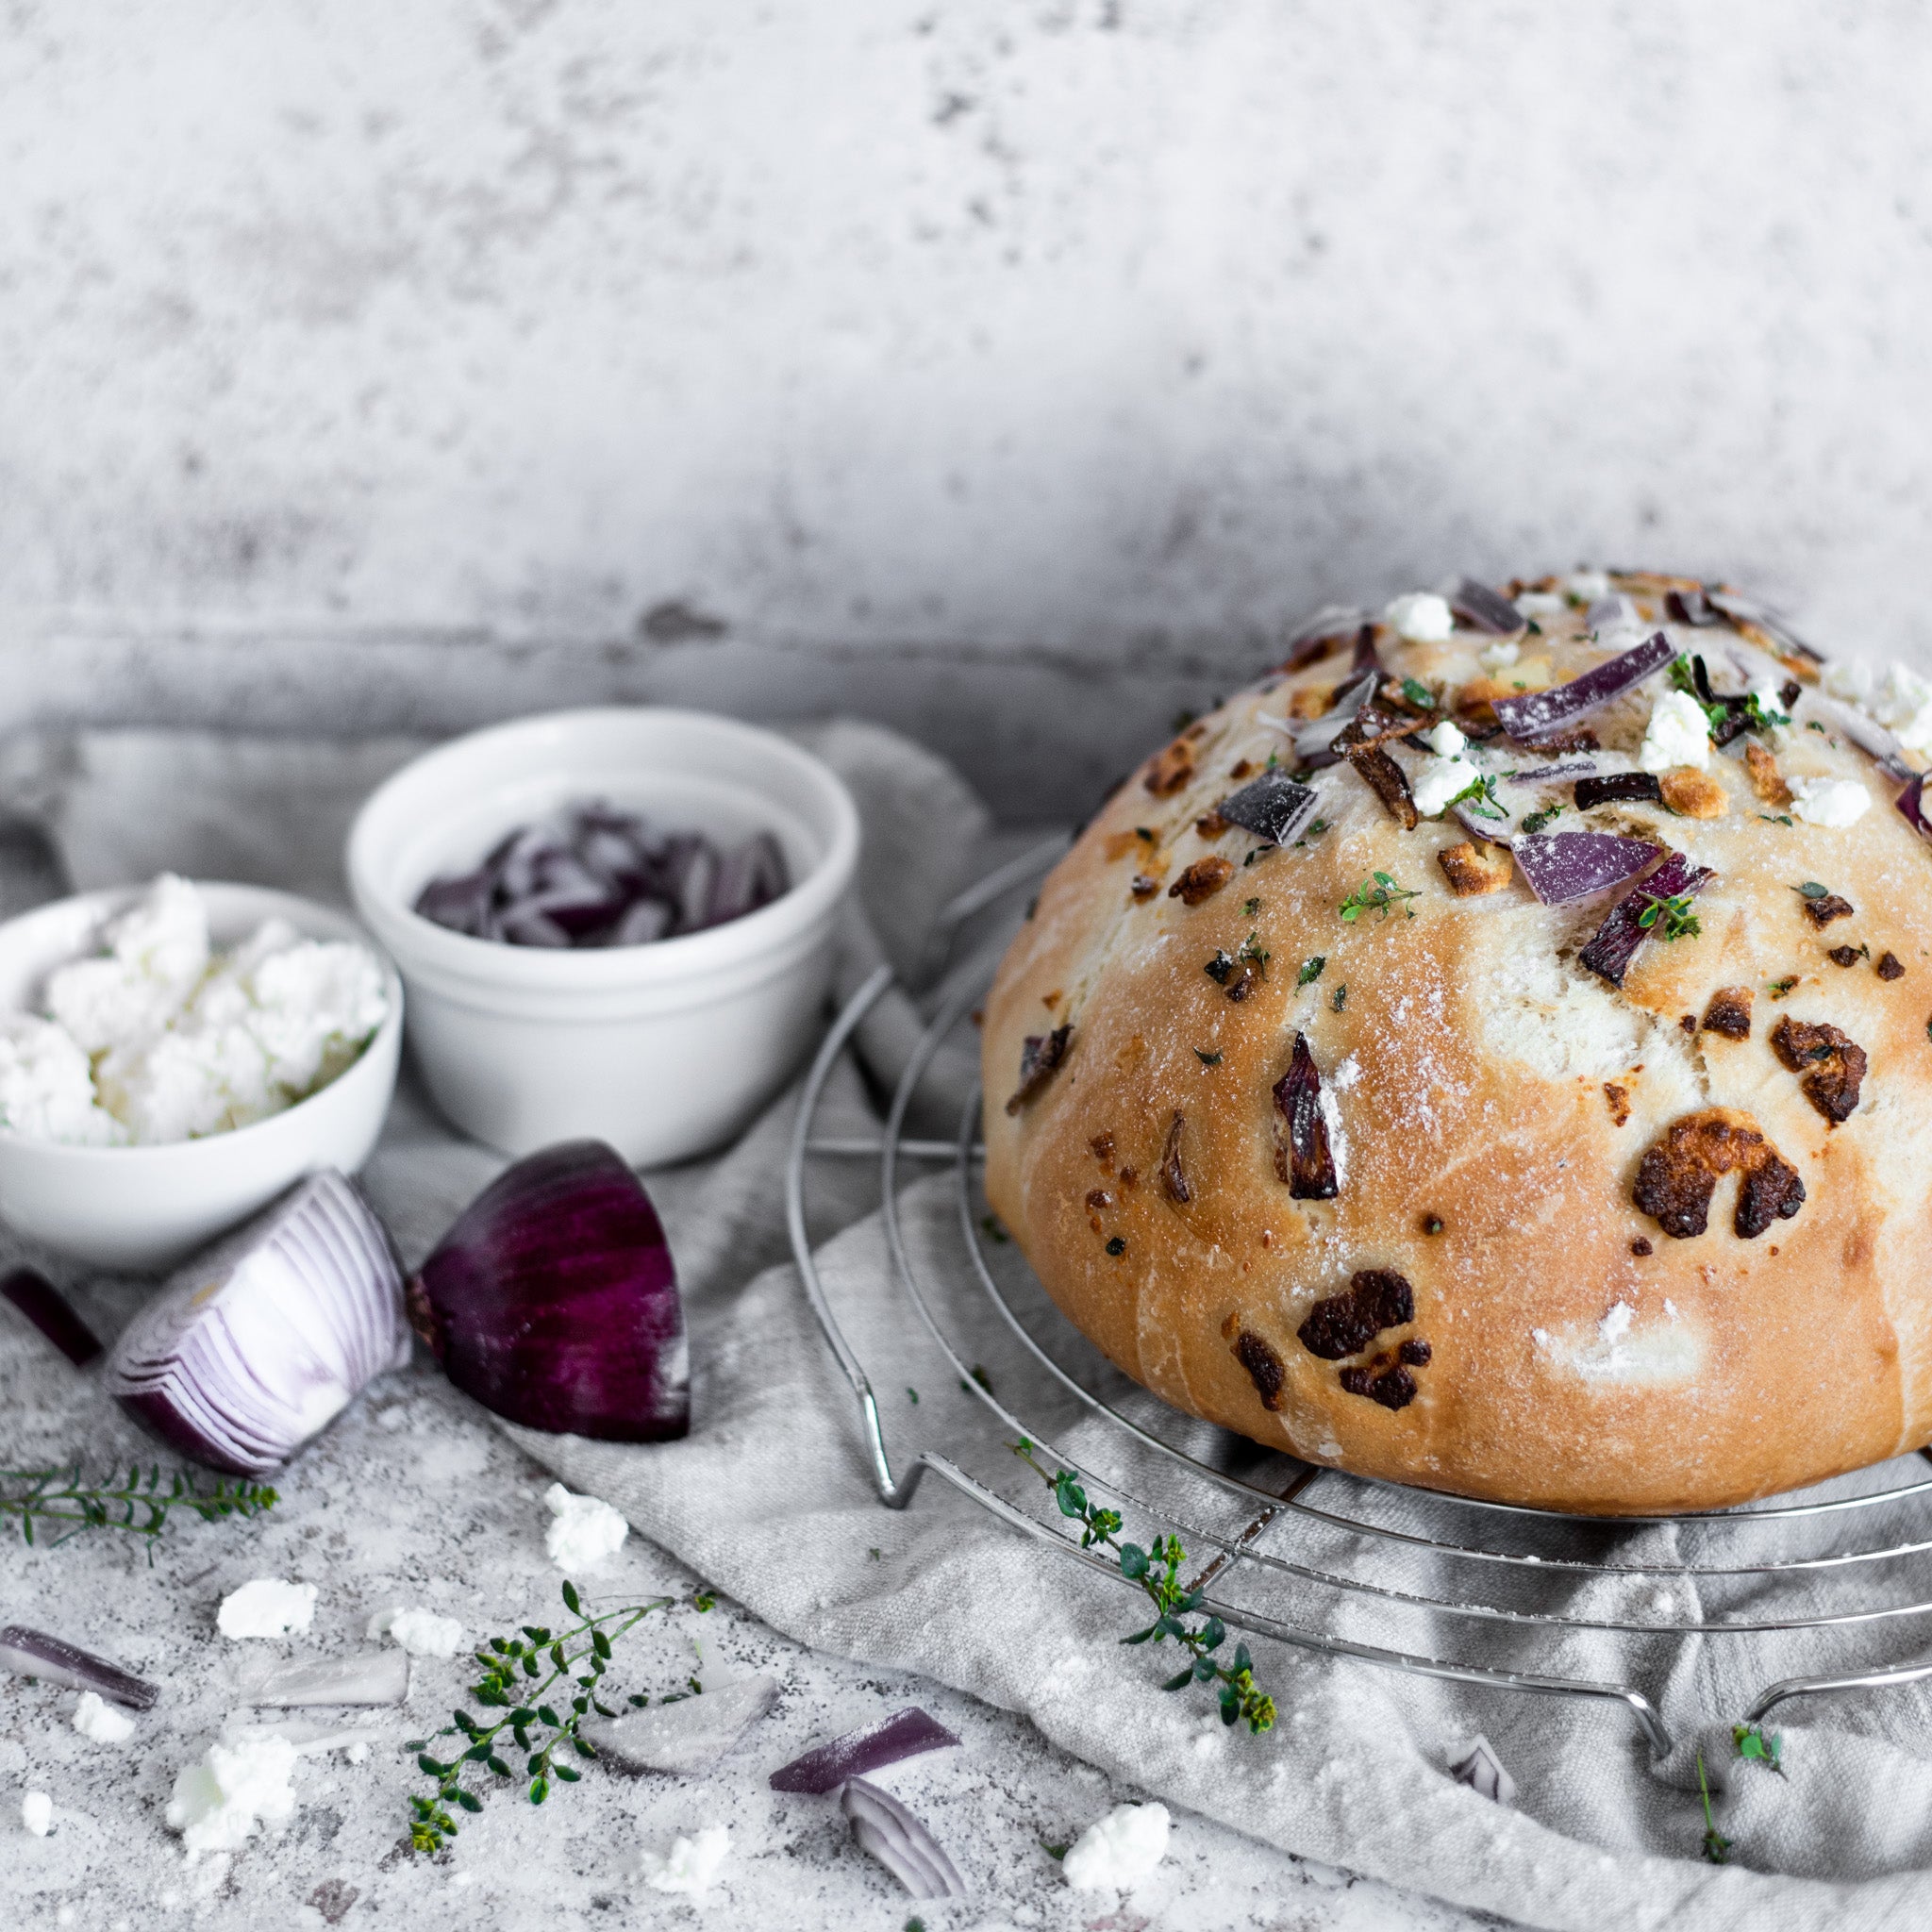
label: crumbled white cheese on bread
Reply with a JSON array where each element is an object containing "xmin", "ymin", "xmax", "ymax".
[
  {"xmin": 1789, "ymin": 774, "xmax": 1872, "ymax": 827},
  {"xmin": 1639, "ymin": 691, "xmax": 1713, "ymax": 772},
  {"xmin": 1385, "ymin": 592, "xmax": 1455, "ymax": 642}
]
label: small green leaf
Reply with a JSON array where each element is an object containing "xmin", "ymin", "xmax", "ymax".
[
  {"xmin": 529, "ymin": 1777, "xmax": 549, "ymax": 1806},
  {"xmin": 1297, "ymin": 954, "xmax": 1325, "ymax": 988},
  {"xmin": 1797, "ymin": 880, "xmax": 1828, "ymax": 899},
  {"xmin": 1161, "ymin": 1667, "xmax": 1195, "ymax": 1691},
  {"xmin": 1118, "ymin": 1542, "xmax": 1149, "ymax": 1580},
  {"xmin": 592, "ymin": 1629, "xmax": 612, "ymax": 1660},
  {"xmin": 560, "ymin": 1581, "xmax": 581, "ymax": 1615},
  {"xmin": 456, "ymin": 1790, "xmax": 483, "ymax": 1813},
  {"xmin": 1401, "ymin": 677, "xmax": 1436, "ymax": 709}
]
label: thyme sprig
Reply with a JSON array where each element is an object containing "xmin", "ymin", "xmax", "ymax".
[
  {"xmin": 1697, "ymin": 1749, "xmax": 1731, "ymax": 1863},
  {"xmin": 1, "ymin": 1464, "xmax": 277, "ymax": 1554},
  {"xmin": 1339, "ymin": 872, "xmax": 1422, "ymax": 923},
  {"xmin": 1637, "ymin": 891, "xmax": 1701, "ymax": 941},
  {"xmin": 404, "ymin": 1581, "xmax": 677, "ymax": 1853},
  {"xmin": 1013, "ymin": 1441, "xmax": 1276, "ymax": 1734}
]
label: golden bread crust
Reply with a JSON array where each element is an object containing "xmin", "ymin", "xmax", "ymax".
[{"xmin": 981, "ymin": 577, "xmax": 1932, "ymax": 1514}]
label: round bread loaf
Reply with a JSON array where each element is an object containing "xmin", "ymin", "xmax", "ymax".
[{"xmin": 980, "ymin": 572, "xmax": 1932, "ymax": 1515}]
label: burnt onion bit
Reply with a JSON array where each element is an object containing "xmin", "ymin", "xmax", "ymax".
[
  {"xmin": 1232, "ymin": 1329, "xmax": 1287, "ymax": 1410},
  {"xmin": 414, "ymin": 799, "xmax": 788, "ymax": 949},
  {"xmin": 408, "ymin": 1140, "xmax": 689, "ymax": 1442},
  {"xmin": 1340, "ymin": 1361, "xmax": 1417, "ymax": 1410},
  {"xmin": 1296, "ymin": 1270, "xmax": 1414, "ymax": 1361},
  {"xmin": 1272, "ymin": 1033, "xmax": 1338, "ymax": 1200},
  {"xmin": 1574, "ymin": 772, "xmax": 1662, "ymax": 809},
  {"xmin": 1, "ymin": 1267, "xmax": 102, "ymax": 1367},
  {"xmin": 1006, "ymin": 1024, "xmax": 1073, "ymax": 1115},
  {"xmin": 1632, "ymin": 1108, "xmax": 1804, "ymax": 1241},
  {"xmin": 1492, "ymin": 630, "xmax": 1675, "ymax": 745},
  {"xmin": 1577, "ymin": 850, "xmax": 1715, "ymax": 988},
  {"xmin": 1770, "ymin": 1016, "xmax": 1868, "ymax": 1124}
]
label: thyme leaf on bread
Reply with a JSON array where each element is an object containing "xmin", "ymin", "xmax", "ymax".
[
  {"xmin": 404, "ymin": 1580, "xmax": 681, "ymax": 1853},
  {"xmin": 1637, "ymin": 891, "xmax": 1702, "ymax": 941},
  {"xmin": 1012, "ymin": 1441, "xmax": 1276, "ymax": 1735},
  {"xmin": 1, "ymin": 1464, "xmax": 277, "ymax": 1555},
  {"xmin": 1339, "ymin": 872, "xmax": 1421, "ymax": 923},
  {"xmin": 1297, "ymin": 955, "xmax": 1326, "ymax": 987}
]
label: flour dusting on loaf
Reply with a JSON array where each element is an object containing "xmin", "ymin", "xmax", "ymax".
[{"xmin": 981, "ymin": 571, "xmax": 1932, "ymax": 1514}]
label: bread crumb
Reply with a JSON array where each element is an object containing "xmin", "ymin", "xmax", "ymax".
[
  {"xmin": 1658, "ymin": 767, "xmax": 1728, "ymax": 818},
  {"xmin": 1438, "ymin": 840, "xmax": 1513, "ymax": 896},
  {"xmin": 1745, "ymin": 741, "xmax": 1792, "ymax": 806}
]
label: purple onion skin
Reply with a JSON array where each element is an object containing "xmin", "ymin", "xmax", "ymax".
[
  {"xmin": 768, "ymin": 1707, "xmax": 960, "ymax": 1794},
  {"xmin": 0, "ymin": 1625, "xmax": 158, "ymax": 1708},
  {"xmin": 1511, "ymin": 832, "xmax": 1659, "ymax": 908},
  {"xmin": 1493, "ymin": 631, "xmax": 1675, "ymax": 744},
  {"xmin": 409, "ymin": 1141, "xmax": 689, "ymax": 1442},
  {"xmin": 1, "ymin": 1268, "xmax": 102, "ymax": 1367}
]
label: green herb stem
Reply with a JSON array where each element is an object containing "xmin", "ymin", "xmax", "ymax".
[
  {"xmin": 1, "ymin": 1465, "xmax": 277, "ymax": 1554},
  {"xmin": 1013, "ymin": 1441, "xmax": 1275, "ymax": 1734},
  {"xmin": 405, "ymin": 1582, "xmax": 678, "ymax": 1853}
]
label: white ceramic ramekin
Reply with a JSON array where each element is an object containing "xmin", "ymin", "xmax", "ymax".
[
  {"xmin": 0, "ymin": 884, "xmax": 404, "ymax": 1273},
  {"xmin": 345, "ymin": 707, "xmax": 859, "ymax": 1165}
]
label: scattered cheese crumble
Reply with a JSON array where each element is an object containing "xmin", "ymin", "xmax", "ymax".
[
  {"xmin": 642, "ymin": 1824, "xmax": 730, "ymax": 1897},
  {"xmin": 1789, "ymin": 774, "xmax": 1872, "ymax": 828},
  {"xmin": 165, "ymin": 1731, "xmax": 299, "ymax": 1860},
  {"xmin": 217, "ymin": 1578, "xmax": 318, "ymax": 1641},
  {"xmin": 1063, "ymin": 1801, "xmax": 1172, "ymax": 1891},
  {"xmin": 543, "ymin": 1483, "xmax": 629, "ymax": 1571},
  {"xmin": 1825, "ymin": 658, "xmax": 1932, "ymax": 754},
  {"xmin": 1638, "ymin": 690, "xmax": 1713, "ymax": 773},
  {"xmin": 1410, "ymin": 754, "xmax": 1480, "ymax": 819},
  {"xmin": 1385, "ymin": 592, "xmax": 1455, "ymax": 643},
  {"xmin": 1422, "ymin": 718, "xmax": 1467, "ymax": 758},
  {"xmin": 0, "ymin": 875, "xmax": 387, "ymax": 1146},
  {"xmin": 22, "ymin": 1790, "xmax": 53, "ymax": 1837},
  {"xmin": 1478, "ymin": 637, "xmax": 1522, "ymax": 672},
  {"xmin": 1563, "ymin": 569, "xmax": 1611, "ymax": 603},
  {"xmin": 366, "ymin": 1607, "xmax": 464, "ymax": 1659},
  {"xmin": 74, "ymin": 1691, "xmax": 137, "ymax": 1744}
]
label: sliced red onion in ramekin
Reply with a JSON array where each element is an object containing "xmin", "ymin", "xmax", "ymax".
[
  {"xmin": 107, "ymin": 1174, "xmax": 408, "ymax": 1477},
  {"xmin": 1493, "ymin": 632, "xmax": 1675, "ymax": 745},
  {"xmin": 1511, "ymin": 832, "xmax": 1660, "ymax": 907}
]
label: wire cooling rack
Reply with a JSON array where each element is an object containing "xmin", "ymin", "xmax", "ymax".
[{"xmin": 786, "ymin": 846, "xmax": 1932, "ymax": 1755}]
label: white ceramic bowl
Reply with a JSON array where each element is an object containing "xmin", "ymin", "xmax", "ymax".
[
  {"xmin": 345, "ymin": 707, "xmax": 859, "ymax": 1165},
  {"xmin": 0, "ymin": 883, "xmax": 404, "ymax": 1273}
]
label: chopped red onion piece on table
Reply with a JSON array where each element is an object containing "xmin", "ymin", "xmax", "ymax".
[
  {"xmin": 842, "ymin": 1777, "xmax": 969, "ymax": 1899},
  {"xmin": 107, "ymin": 1173, "xmax": 409, "ymax": 1477},
  {"xmin": 0, "ymin": 1625, "xmax": 159, "ymax": 1708},
  {"xmin": 1511, "ymin": 832, "xmax": 1660, "ymax": 907},
  {"xmin": 580, "ymin": 1674, "xmax": 777, "ymax": 1774},
  {"xmin": 1493, "ymin": 632, "xmax": 1675, "ymax": 745},
  {"xmin": 244, "ymin": 1650, "xmax": 410, "ymax": 1708},
  {"xmin": 1578, "ymin": 851, "xmax": 1715, "ymax": 988},
  {"xmin": 1449, "ymin": 578, "xmax": 1524, "ymax": 636},
  {"xmin": 413, "ymin": 800, "xmax": 788, "ymax": 949},
  {"xmin": 1, "ymin": 1267, "xmax": 102, "ymax": 1367},
  {"xmin": 408, "ymin": 1141, "xmax": 688, "ymax": 1442},
  {"xmin": 768, "ymin": 1707, "xmax": 960, "ymax": 1794}
]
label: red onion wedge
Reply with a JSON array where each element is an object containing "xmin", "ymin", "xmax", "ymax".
[
  {"xmin": 1216, "ymin": 773, "xmax": 1320, "ymax": 846},
  {"xmin": 0, "ymin": 1624, "xmax": 158, "ymax": 1708},
  {"xmin": 1578, "ymin": 851, "xmax": 1715, "ymax": 988},
  {"xmin": 1280, "ymin": 606, "xmax": 1366, "ymax": 671},
  {"xmin": 1272, "ymin": 1033, "xmax": 1337, "ymax": 1200},
  {"xmin": 1512, "ymin": 832, "xmax": 1659, "ymax": 907},
  {"xmin": 408, "ymin": 1141, "xmax": 688, "ymax": 1441},
  {"xmin": 2, "ymin": 1267, "xmax": 102, "ymax": 1367},
  {"xmin": 769, "ymin": 1707, "xmax": 960, "ymax": 1794},
  {"xmin": 582, "ymin": 1674, "xmax": 777, "ymax": 1774},
  {"xmin": 1665, "ymin": 586, "xmax": 1723, "ymax": 627},
  {"xmin": 107, "ymin": 1173, "xmax": 408, "ymax": 1477},
  {"xmin": 1493, "ymin": 632, "xmax": 1675, "ymax": 745},
  {"xmin": 842, "ymin": 1777, "xmax": 969, "ymax": 1899},
  {"xmin": 1706, "ymin": 590, "xmax": 1827, "ymax": 664},
  {"xmin": 1449, "ymin": 578, "xmax": 1524, "ymax": 636},
  {"xmin": 1816, "ymin": 697, "xmax": 1919, "ymax": 783},
  {"xmin": 1509, "ymin": 759, "xmax": 1599, "ymax": 784}
]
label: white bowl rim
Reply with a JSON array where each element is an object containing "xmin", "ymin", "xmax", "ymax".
[
  {"xmin": 0, "ymin": 879, "xmax": 404, "ymax": 1165},
  {"xmin": 345, "ymin": 705, "xmax": 861, "ymax": 990}
]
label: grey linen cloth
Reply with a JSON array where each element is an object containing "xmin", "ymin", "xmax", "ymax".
[{"xmin": 6, "ymin": 720, "xmax": 1932, "ymax": 1931}]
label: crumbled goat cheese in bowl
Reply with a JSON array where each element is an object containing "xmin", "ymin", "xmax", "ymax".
[{"xmin": 0, "ymin": 879, "xmax": 403, "ymax": 1271}]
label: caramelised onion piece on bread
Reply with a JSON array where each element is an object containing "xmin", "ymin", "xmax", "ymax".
[{"xmin": 981, "ymin": 569, "xmax": 1932, "ymax": 1515}]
